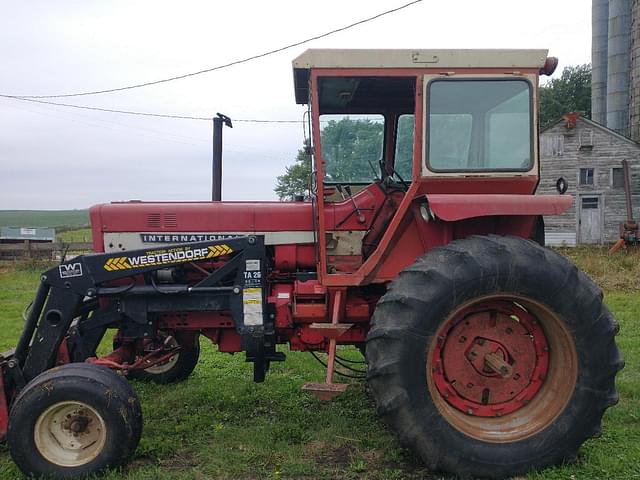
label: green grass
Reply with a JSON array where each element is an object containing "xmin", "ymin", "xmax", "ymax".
[
  {"xmin": 0, "ymin": 210, "xmax": 89, "ymax": 229},
  {"xmin": 56, "ymin": 228, "xmax": 92, "ymax": 243},
  {"xmin": 0, "ymin": 249, "xmax": 638, "ymax": 479}
]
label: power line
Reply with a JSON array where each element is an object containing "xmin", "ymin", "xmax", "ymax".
[
  {"xmin": 3, "ymin": 0, "xmax": 423, "ymax": 99},
  {"xmin": 0, "ymin": 95, "xmax": 210, "ymax": 120},
  {"xmin": 0, "ymin": 95, "xmax": 302, "ymax": 123},
  {"xmin": 0, "ymin": 96, "xmax": 207, "ymax": 147},
  {"xmin": 0, "ymin": 98, "xmax": 304, "ymax": 161},
  {"xmin": 235, "ymin": 119, "xmax": 302, "ymax": 124}
]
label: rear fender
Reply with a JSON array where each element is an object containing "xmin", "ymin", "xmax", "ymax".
[{"xmin": 424, "ymin": 194, "xmax": 573, "ymax": 221}]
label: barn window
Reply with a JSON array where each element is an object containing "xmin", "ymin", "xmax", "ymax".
[
  {"xmin": 579, "ymin": 168, "xmax": 594, "ymax": 186},
  {"xmin": 612, "ymin": 168, "xmax": 624, "ymax": 188},
  {"xmin": 540, "ymin": 135, "xmax": 564, "ymax": 157},
  {"xmin": 579, "ymin": 130, "xmax": 594, "ymax": 150},
  {"xmin": 581, "ymin": 197, "xmax": 599, "ymax": 209}
]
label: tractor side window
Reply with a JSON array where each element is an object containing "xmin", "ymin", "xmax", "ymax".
[
  {"xmin": 394, "ymin": 114, "xmax": 415, "ymax": 180},
  {"xmin": 487, "ymin": 88, "xmax": 531, "ymax": 168},
  {"xmin": 320, "ymin": 114, "xmax": 384, "ymax": 184},
  {"xmin": 429, "ymin": 113, "xmax": 473, "ymax": 169},
  {"xmin": 427, "ymin": 79, "xmax": 532, "ymax": 172}
]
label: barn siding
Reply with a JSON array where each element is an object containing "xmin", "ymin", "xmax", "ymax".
[
  {"xmin": 545, "ymin": 232, "xmax": 577, "ymax": 247},
  {"xmin": 538, "ymin": 117, "xmax": 640, "ymax": 244}
]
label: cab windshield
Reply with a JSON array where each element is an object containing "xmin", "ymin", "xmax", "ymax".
[
  {"xmin": 316, "ymin": 76, "xmax": 416, "ymax": 184},
  {"xmin": 427, "ymin": 79, "xmax": 532, "ymax": 172},
  {"xmin": 320, "ymin": 114, "xmax": 384, "ymax": 183}
]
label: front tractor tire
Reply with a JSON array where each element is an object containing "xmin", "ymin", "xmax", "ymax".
[
  {"xmin": 366, "ymin": 235, "xmax": 623, "ymax": 478},
  {"xmin": 7, "ymin": 363, "xmax": 143, "ymax": 479}
]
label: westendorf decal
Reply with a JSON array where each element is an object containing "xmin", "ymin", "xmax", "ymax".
[{"xmin": 103, "ymin": 244, "xmax": 233, "ymax": 271}]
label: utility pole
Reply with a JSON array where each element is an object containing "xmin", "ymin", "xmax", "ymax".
[{"xmin": 212, "ymin": 113, "xmax": 233, "ymax": 201}]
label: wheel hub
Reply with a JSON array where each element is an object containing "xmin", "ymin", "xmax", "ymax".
[
  {"xmin": 464, "ymin": 338, "xmax": 513, "ymax": 378},
  {"xmin": 432, "ymin": 301, "xmax": 549, "ymax": 417},
  {"xmin": 64, "ymin": 412, "xmax": 91, "ymax": 434}
]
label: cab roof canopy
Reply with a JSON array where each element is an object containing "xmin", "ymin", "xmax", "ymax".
[{"xmin": 292, "ymin": 48, "xmax": 549, "ymax": 104}]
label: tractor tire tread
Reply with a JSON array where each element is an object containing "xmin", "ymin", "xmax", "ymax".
[{"xmin": 366, "ymin": 235, "xmax": 621, "ymax": 478}]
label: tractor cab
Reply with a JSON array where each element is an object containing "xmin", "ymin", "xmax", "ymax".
[{"xmin": 292, "ymin": 49, "xmax": 565, "ymax": 283}]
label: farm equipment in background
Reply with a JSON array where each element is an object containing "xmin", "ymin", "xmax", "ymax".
[
  {"xmin": 0, "ymin": 49, "xmax": 623, "ymax": 479},
  {"xmin": 610, "ymin": 159, "xmax": 639, "ymax": 253}
]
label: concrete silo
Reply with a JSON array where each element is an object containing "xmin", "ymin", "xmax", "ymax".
[
  {"xmin": 591, "ymin": 0, "xmax": 640, "ymax": 141},
  {"xmin": 630, "ymin": 0, "xmax": 640, "ymax": 141}
]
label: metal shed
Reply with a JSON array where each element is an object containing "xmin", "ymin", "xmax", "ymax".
[{"xmin": 0, "ymin": 227, "xmax": 55, "ymax": 243}]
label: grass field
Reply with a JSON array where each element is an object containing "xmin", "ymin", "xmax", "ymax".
[
  {"xmin": 56, "ymin": 227, "xmax": 92, "ymax": 243},
  {"xmin": 0, "ymin": 249, "xmax": 638, "ymax": 479},
  {"xmin": 0, "ymin": 210, "xmax": 89, "ymax": 229}
]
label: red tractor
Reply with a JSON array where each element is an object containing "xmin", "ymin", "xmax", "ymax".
[{"xmin": 0, "ymin": 49, "xmax": 623, "ymax": 479}]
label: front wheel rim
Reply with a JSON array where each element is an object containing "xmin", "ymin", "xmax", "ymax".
[
  {"xmin": 427, "ymin": 295, "xmax": 578, "ymax": 443},
  {"xmin": 34, "ymin": 401, "xmax": 107, "ymax": 467}
]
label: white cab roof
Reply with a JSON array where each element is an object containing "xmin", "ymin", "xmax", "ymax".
[
  {"xmin": 293, "ymin": 48, "xmax": 549, "ymax": 70},
  {"xmin": 292, "ymin": 49, "xmax": 549, "ymax": 103}
]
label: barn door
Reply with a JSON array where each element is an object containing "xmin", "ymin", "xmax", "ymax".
[{"xmin": 578, "ymin": 195, "xmax": 602, "ymax": 244}]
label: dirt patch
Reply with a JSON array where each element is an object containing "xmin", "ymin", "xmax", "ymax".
[
  {"xmin": 126, "ymin": 455, "xmax": 156, "ymax": 470},
  {"xmin": 306, "ymin": 440, "xmax": 436, "ymax": 479},
  {"xmin": 158, "ymin": 451, "xmax": 200, "ymax": 470},
  {"xmin": 307, "ymin": 440, "xmax": 358, "ymax": 468},
  {"xmin": 127, "ymin": 450, "xmax": 199, "ymax": 472}
]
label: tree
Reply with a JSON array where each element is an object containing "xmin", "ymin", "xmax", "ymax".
[
  {"xmin": 274, "ymin": 118, "xmax": 385, "ymax": 199},
  {"xmin": 539, "ymin": 64, "xmax": 592, "ymax": 129},
  {"xmin": 274, "ymin": 144, "xmax": 311, "ymax": 200},
  {"xmin": 320, "ymin": 117, "xmax": 383, "ymax": 183}
]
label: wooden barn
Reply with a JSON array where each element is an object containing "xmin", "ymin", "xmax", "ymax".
[{"xmin": 538, "ymin": 113, "xmax": 640, "ymax": 246}]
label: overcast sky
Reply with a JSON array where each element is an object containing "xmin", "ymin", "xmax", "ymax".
[{"xmin": 0, "ymin": 0, "xmax": 591, "ymax": 210}]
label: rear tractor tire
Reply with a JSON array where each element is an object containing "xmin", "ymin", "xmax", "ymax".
[
  {"xmin": 7, "ymin": 363, "xmax": 142, "ymax": 479},
  {"xmin": 366, "ymin": 235, "xmax": 623, "ymax": 478},
  {"xmin": 129, "ymin": 331, "xmax": 200, "ymax": 384}
]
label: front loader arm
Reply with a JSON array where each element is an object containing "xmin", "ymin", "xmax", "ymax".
[{"xmin": 0, "ymin": 235, "xmax": 276, "ymax": 440}]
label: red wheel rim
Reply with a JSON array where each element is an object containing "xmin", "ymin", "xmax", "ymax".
[{"xmin": 431, "ymin": 301, "xmax": 550, "ymax": 418}]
